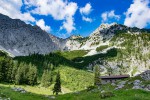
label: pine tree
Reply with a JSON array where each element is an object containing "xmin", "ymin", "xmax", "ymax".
[
  {"xmin": 5, "ymin": 58, "xmax": 13, "ymax": 82},
  {"xmin": 27, "ymin": 64, "xmax": 37, "ymax": 85},
  {"xmin": 11, "ymin": 61, "xmax": 19, "ymax": 82},
  {"xmin": 41, "ymin": 70, "xmax": 52, "ymax": 87},
  {"xmin": 94, "ymin": 65, "xmax": 101, "ymax": 86},
  {"xmin": 53, "ymin": 71, "xmax": 61, "ymax": 95},
  {"xmin": 15, "ymin": 66, "xmax": 22, "ymax": 84}
]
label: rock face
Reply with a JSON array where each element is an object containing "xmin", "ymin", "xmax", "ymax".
[
  {"xmin": 140, "ymin": 70, "xmax": 150, "ymax": 80},
  {"xmin": 0, "ymin": 13, "xmax": 66, "ymax": 56}
]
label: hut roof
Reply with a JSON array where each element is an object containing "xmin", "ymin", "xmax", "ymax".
[{"xmin": 100, "ymin": 75, "xmax": 130, "ymax": 79}]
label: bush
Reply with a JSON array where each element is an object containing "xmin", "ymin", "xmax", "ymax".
[
  {"xmin": 100, "ymin": 92, "xmax": 114, "ymax": 99},
  {"xmin": 96, "ymin": 45, "xmax": 108, "ymax": 52},
  {"xmin": 87, "ymin": 86, "xmax": 96, "ymax": 91}
]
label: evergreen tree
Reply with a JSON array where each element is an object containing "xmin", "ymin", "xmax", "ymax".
[
  {"xmin": 27, "ymin": 64, "xmax": 37, "ymax": 85},
  {"xmin": 94, "ymin": 65, "xmax": 101, "ymax": 86},
  {"xmin": 0, "ymin": 57, "xmax": 13, "ymax": 82},
  {"xmin": 15, "ymin": 66, "xmax": 22, "ymax": 84},
  {"xmin": 11, "ymin": 61, "xmax": 19, "ymax": 82},
  {"xmin": 53, "ymin": 71, "xmax": 61, "ymax": 95},
  {"xmin": 41, "ymin": 70, "xmax": 52, "ymax": 87},
  {"xmin": 5, "ymin": 58, "xmax": 13, "ymax": 82},
  {"xmin": 15, "ymin": 63, "xmax": 37, "ymax": 85}
]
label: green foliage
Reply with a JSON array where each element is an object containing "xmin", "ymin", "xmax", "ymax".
[
  {"xmin": 56, "ymin": 89, "xmax": 150, "ymax": 100},
  {"xmin": 53, "ymin": 71, "xmax": 61, "ymax": 95},
  {"xmin": 56, "ymin": 50, "xmax": 89, "ymax": 60},
  {"xmin": 58, "ymin": 66, "xmax": 94, "ymax": 91},
  {"xmin": 27, "ymin": 64, "xmax": 38, "ymax": 85},
  {"xmin": 0, "ymin": 52, "xmax": 13, "ymax": 82},
  {"xmin": 0, "ymin": 51, "xmax": 9, "ymax": 57},
  {"xmin": 86, "ymin": 86, "xmax": 96, "ymax": 91},
  {"xmin": 94, "ymin": 65, "xmax": 101, "ymax": 85},
  {"xmin": 73, "ymin": 48, "xmax": 118, "ymax": 67},
  {"xmin": 96, "ymin": 45, "xmax": 109, "ymax": 52},
  {"xmin": 41, "ymin": 70, "xmax": 52, "ymax": 87},
  {"xmin": 100, "ymin": 92, "xmax": 114, "ymax": 99},
  {"xmin": 0, "ymin": 86, "xmax": 48, "ymax": 100},
  {"xmin": 15, "ymin": 63, "xmax": 37, "ymax": 85}
]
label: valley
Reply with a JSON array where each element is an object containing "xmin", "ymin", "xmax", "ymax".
[{"xmin": 0, "ymin": 13, "xmax": 150, "ymax": 100}]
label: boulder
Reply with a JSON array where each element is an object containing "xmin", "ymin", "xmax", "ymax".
[
  {"xmin": 11, "ymin": 87, "xmax": 27, "ymax": 93},
  {"xmin": 132, "ymin": 86, "xmax": 141, "ymax": 89},
  {"xmin": 140, "ymin": 70, "xmax": 150, "ymax": 80},
  {"xmin": 133, "ymin": 80, "xmax": 141, "ymax": 86},
  {"xmin": 146, "ymin": 84, "xmax": 150, "ymax": 90}
]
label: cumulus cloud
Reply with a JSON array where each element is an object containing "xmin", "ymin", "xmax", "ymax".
[
  {"xmin": 0, "ymin": 0, "xmax": 35, "ymax": 23},
  {"xmin": 36, "ymin": 19, "xmax": 51, "ymax": 32},
  {"xmin": 80, "ymin": 3, "xmax": 92, "ymax": 15},
  {"xmin": 124, "ymin": 0, "xmax": 150, "ymax": 28},
  {"xmin": 101, "ymin": 10, "xmax": 120, "ymax": 23},
  {"xmin": 25, "ymin": 0, "xmax": 78, "ymax": 33},
  {"xmin": 82, "ymin": 16, "xmax": 92, "ymax": 22},
  {"xmin": 0, "ymin": 0, "xmax": 79, "ymax": 34},
  {"xmin": 80, "ymin": 3, "xmax": 93, "ymax": 22}
]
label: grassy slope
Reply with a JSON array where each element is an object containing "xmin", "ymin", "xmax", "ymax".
[
  {"xmin": 56, "ymin": 89, "xmax": 150, "ymax": 100},
  {"xmin": 57, "ymin": 66, "xmax": 94, "ymax": 91},
  {"xmin": 56, "ymin": 50, "xmax": 89, "ymax": 60},
  {"xmin": 0, "ymin": 86, "xmax": 48, "ymax": 100}
]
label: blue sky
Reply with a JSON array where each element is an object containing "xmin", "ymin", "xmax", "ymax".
[{"xmin": 0, "ymin": 0, "xmax": 150, "ymax": 38}]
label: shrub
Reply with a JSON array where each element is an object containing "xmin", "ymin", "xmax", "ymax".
[
  {"xmin": 100, "ymin": 92, "xmax": 114, "ymax": 99},
  {"xmin": 87, "ymin": 86, "xmax": 96, "ymax": 91},
  {"xmin": 96, "ymin": 45, "xmax": 108, "ymax": 52}
]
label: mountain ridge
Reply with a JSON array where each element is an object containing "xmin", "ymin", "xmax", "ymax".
[{"xmin": 0, "ymin": 13, "xmax": 150, "ymax": 58}]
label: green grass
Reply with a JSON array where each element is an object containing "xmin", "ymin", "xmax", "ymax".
[
  {"xmin": 56, "ymin": 50, "xmax": 89, "ymax": 60},
  {"xmin": 56, "ymin": 89, "xmax": 150, "ymax": 100},
  {"xmin": 57, "ymin": 66, "xmax": 94, "ymax": 91},
  {"xmin": 0, "ymin": 85, "xmax": 48, "ymax": 100},
  {"xmin": 96, "ymin": 45, "xmax": 109, "ymax": 52}
]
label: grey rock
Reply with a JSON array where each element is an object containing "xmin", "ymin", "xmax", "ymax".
[
  {"xmin": 11, "ymin": 87, "xmax": 27, "ymax": 93},
  {"xmin": 146, "ymin": 84, "xmax": 150, "ymax": 90},
  {"xmin": 111, "ymin": 83, "xmax": 116, "ymax": 86},
  {"xmin": 133, "ymin": 80, "xmax": 141, "ymax": 86},
  {"xmin": 49, "ymin": 96, "xmax": 55, "ymax": 99},
  {"xmin": 140, "ymin": 70, "xmax": 150, "ymax": 80},
  {"xmin": 118, "ymin": 81, "xmax": 126, "ymax": 85},
  {"xmin": 0, "ymin": 14, "xmax": 67, "ymax": 56},
  {"xmin": 132, "ymin": 86, "xmax": 141, "ymax": 89}
]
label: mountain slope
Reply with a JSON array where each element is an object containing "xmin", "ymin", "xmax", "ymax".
[
  {"xmin": 65, "ymin": 23, "xmax": 150, "ymax": 76},
  {"xmin": 0, "ymin": 13, "xmax": 66, "ymax": 56}
]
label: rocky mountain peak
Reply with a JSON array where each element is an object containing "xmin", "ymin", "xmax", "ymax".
[
  {"xmin": 69, "ymin": 35, "xmax": 83, "ymax": 40},
  {"xmin": 0, "ymin": 13, "xmax": 66, "ymax": 56}
]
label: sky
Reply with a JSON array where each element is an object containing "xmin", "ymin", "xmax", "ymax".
[{"xmin": 0, "ymin": 0, "xmax": 150, "ymax": 38}]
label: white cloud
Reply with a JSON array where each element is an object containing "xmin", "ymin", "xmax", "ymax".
[
  {"xmin": 82, "ymin": 16, "xmax": 92, "ymax": 22},
  {"xmin": 25, "ymin": 0, "xmax": 78, "ymax": 33},
  {"xmin": 124, "ymin": 0, "xmax": 150, "ymax": 28},
  {"xmin": 36, "ymin": 19, "xmax": 51, "ymax": 32},
  {"xmin": 80, "ymin": 3, "xmax": 93, "ymax": 22},
  {"xmin": 80, "ymin": 3, "xmax": 92, "ymax": 15},
  {"xmin": 101, "ymin": 10, "xmax": 120, "ymax": 23},
  {"xmin": 0, "ymin": 0, "xmax": 35, "ymax": 23}
]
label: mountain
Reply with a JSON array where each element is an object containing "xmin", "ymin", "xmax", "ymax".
[
  {"xmin": 0, "ymin": 13, "xmax": 150, "ymax": 76},
  {"xmin": 0, "ymin": 13, "xmax": 66, "ymax": 56},
  {"xmin": 66, "ymin": 23, "xmax": 150, "ymax": 76}
]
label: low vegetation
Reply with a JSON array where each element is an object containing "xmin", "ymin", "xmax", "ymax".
[
  {"xmin": 55, "ymin": 89, "xmax": 150, "ymax": 100},
  {"xmin": 96, "ymin": 45, "xmax": 109, "ymax": 52}
]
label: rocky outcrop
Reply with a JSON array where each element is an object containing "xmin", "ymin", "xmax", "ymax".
[{"xmin": 140, "ymin": 70, "xmax": 150, "ymax": 80}]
